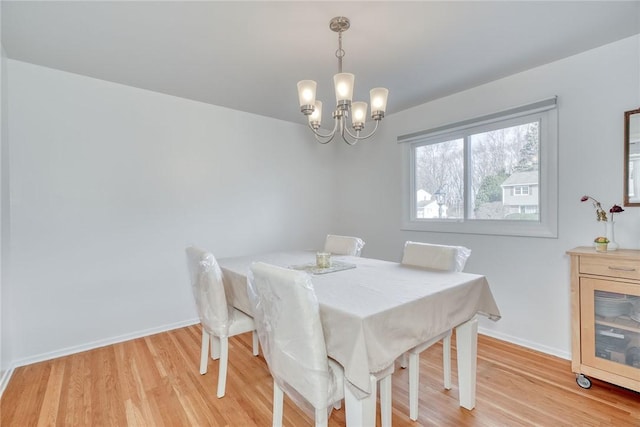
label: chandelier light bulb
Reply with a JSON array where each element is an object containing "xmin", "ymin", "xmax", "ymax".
[
  {"xmin": 310, "ymin": 101, "xmax": 322, "ymax": 120},
  {"xmin": 351, "ymin": 101, "xmax": 367, "ymax": 131},
  {"xmin": 370, "ymin": 88, "xmax": 389, "ymax": 112},
  {"xmin": 297, "ymin": 80, "xmax": 317, "ymax": 115},
  {"xmin": 334, "ymin": 73, "xmax": 355, "ymax": 105},
  {"xmin": 369, "ymin": 87, "xmax": 389, "ymax": 121},
  {"xmin": 308, "ymin": 100, "xmax": 323, "ymax": 129},
  {"xmin": 302, "ymin": 89, "xmax": 313, "ymax": 102}
]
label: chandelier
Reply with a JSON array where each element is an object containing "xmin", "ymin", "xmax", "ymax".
[{"xmin": 297, "ymin": 16, "xmax": 389, "ymax": 145}]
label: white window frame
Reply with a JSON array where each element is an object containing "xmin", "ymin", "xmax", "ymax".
[{"xmin": 399, "ymin": 97, "xmax": 558, "ymax": 238}]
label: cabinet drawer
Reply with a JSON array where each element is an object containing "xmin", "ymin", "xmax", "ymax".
[{"xmin": 580, "ymin": 257, "xmax": 640, "ymax": 281}]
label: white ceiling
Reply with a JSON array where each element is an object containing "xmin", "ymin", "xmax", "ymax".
[{"xmin": 3, "ymin": 1, "xmax": 640, "ymax": 125}]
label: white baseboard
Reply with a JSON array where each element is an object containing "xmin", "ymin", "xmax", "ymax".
[
  {"xmin": 12, "ymin": 318, "xmax": 200, "ymax": 369},
  {"xmin": 479, "ymin": 326, "xmax": 571, "ymax": 360},
  {"xmin": 0, "ymin": 366, "xmax": 14, "ymax": 398},
  {"xmin": 5, "ymin": 320, "xmax": 569, "ymax": 384}
]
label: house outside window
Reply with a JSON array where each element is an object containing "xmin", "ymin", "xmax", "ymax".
[
  {"xmin": 399, "ymin": 97, "xmax": 558, "ymax": 238},
  {"xmin": 502, "ymin": 172, "xmax": 538, "ymax": 219}
]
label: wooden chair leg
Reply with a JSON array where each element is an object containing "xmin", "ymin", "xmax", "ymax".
[
  {"xmin": 199, "ymin": 328, "xmax": 209, "ymax": 375},
  {"xmin": 273, "ymin": 381, "xmax": 284, "ymax": 427},
  {"xmin": 216, "ymin": 337, "xmax": 229, "ymax": 398}
]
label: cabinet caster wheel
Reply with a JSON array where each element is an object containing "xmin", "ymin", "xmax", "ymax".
[{"xmin": 576, "ymin": 374, "xmax": 592, "ymax": 389}]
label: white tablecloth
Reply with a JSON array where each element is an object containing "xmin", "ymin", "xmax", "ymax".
[{"xmin": 219, "ymin": 251, "xmax": 501, "ymax": 397}]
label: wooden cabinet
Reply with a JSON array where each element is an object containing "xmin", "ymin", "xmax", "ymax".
[{"xmin": 567, "ymin": 247, "xmax": 640, "ymax": 392}]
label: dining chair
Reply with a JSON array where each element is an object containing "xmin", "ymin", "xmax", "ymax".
[
  {"xmin": 324, "ymin": 234, "xmax": 365, "ymax": 256},
  {"xmin": 185, "ymin": 246, "xmax": 259, "ymax": 398},
  {"xmin": 248, "ymin": 262, "xmax": 393, "ymax": 427},
  {"xmin": 248, "ymin": 262, "xmax": 344, "ymax": 427},
  {"xmin": 400, "ymin": 241, "xmax": 471, "ymax": 421}
]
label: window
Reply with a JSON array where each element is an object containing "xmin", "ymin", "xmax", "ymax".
[{"xmin": 400, "ymin": 97, "xmax": 558, "ymax": 238}]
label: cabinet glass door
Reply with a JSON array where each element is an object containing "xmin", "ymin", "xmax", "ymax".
[{"xmin": 580, "ymin": 278, "xmax": 640, "ymax": 378}]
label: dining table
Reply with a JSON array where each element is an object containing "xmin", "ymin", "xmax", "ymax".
[{"xmin": 218, "ymin": 251, "xmax": 501, "ymax": 426}]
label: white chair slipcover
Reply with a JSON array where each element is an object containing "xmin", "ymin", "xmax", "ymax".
[
  {"xmin": 324, "ymin": 234, "xmax": 365, "ymax": 256},
  {"xmin": 248, "ymin": 262, "xmax": 344, "ymax": 427},
  {"xmin": 185, "ymin": 247, "xmax": 259, "ymax": 398},
  {"xmin": 401, "ymin": 240, "xmax": 471, "ymax": 272},
  {"xmin": 400, "ymin": 241, "xmax": 471, "ymax": 421}
]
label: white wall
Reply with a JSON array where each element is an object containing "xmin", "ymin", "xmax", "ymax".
[
  {"xmin": 0, "ymin": 3, "xmax": 9, "ymax": 389},
  {"xmin": 332, "ymin": 35, "xmax": 640, "ymax": 358},
  {"xmin": 6, "ymin": 60, "xmax": 337, "ymax": 365}
]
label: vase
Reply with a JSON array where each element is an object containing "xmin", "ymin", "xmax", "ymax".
[
  {"xmin": 595, "ymin": 242, "xmax": 608, "ymax": 252},
  {"xmin": 605, "ymin": 221, "xmax": 619, "ymax": 251},
  {"xmin": 316, "ymin": 252, "xmax": 331, "ymax": 268}
]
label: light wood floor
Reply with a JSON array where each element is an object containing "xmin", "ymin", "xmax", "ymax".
[{"xmin": 2, "ymin": 325, "xmax": 639, "ymax": 426}]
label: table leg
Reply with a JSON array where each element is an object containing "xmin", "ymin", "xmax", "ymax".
[
  {"xmin": 344, "ymin": 375, "xmax": 377, "ymax": 427},
  {"xmin": 456, "ymin": 315, "xmax": 478, "ymax": 410}
]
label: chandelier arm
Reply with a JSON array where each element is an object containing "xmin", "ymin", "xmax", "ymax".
[
  {"xmin": 340, "ymin": 134, "xmax": 359, "ymax": 146},
  {"xmin": 315, "ymin": 133, "xmax": 335, "ymax": 144},
  {"xmin": 338, "ymin": 119, "xmax": 359, "ymax": 146},
  {"xmin": 307, "ymin": 117, "xmax": 339, "ymax": 143},
  {"xmin": 343, "ymin": 120, "xmax": 381, "ymax": 141}
]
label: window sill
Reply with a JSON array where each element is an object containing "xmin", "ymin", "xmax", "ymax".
[{"xmin": 401, "ymin": 218, "xmax": 558, "ymax": 238}]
